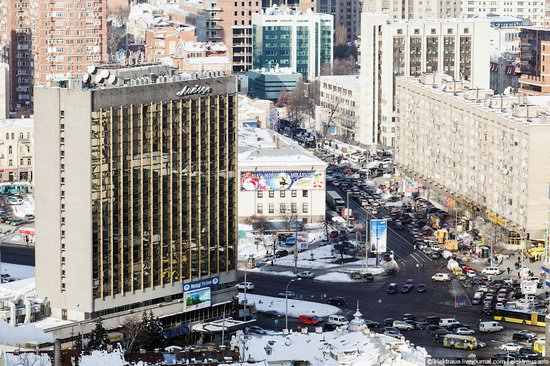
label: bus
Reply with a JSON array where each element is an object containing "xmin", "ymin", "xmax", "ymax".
[
  {"xmin": 494, "ymin": 307, "xmax": 546, "ymax": 327},
  {"xmin": 443, "ymin": 335, "xmax": 478, "ymax": 350},
  {"xmin": 0, "ymin": 182, "xmax": 32, "ymax": 195}
]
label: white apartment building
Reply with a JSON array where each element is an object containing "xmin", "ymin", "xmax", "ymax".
[
  {"xmin": 461, "ymin": 0, "xmax": 546, "ymax": 26},
  {"xmin": 395, "ymin": 74, "xmax": 550, "ymax": 238},
  {"xmin": 238, "ymin": 128, "xmax": 327, "ymax": 224},
  {"xmin": 0, "ymin": 118, "xmax": 33, "ymax": 182},
  {"xmin": 363, "ymin": 0, "xmax": 460, "ymax": 19},
  {"xmin": 359, "ymin": 13, "xmax": 490, "ymax": 147},
  {"xmin": 318, "ymin": 75, "xmax": 360, "ymax": 143}
]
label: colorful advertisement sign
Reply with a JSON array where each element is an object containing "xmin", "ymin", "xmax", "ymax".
[
  {"xmin": 182, "ymin": 276, "xmax": 219, "ymax": 292},
  {"xmin": 370, "ymin": 219, "xmax": 388, "ymax": 253},
  {"xmin": 277, "ymin": 232, "xmax": 309, "ymax": 250},
  {"xmin": 183, "ymin": 287, "xmax": 211, "ymax": 312},
  {"xmin": 240, "ymin": 171, "xmax": 325, "ymax": 191}
]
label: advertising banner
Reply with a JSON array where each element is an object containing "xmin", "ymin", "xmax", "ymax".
[
  {"xmin": 277, "ymin": 232, "xmax": 309, "ymax": 250},
  {"xmin": 183, "ymin": 276, "xmax": 219, "ymax": 292},
  {"xmin": 240, "ymin": 171, "xmax": 325, "ymax": 191},
  {"xmin": 370, "ymin": 219, "xmax": 388, "ymax": 253},
  {"xmin": 183, "ymin": 287, "xmax": 212, "ymax": 312}
]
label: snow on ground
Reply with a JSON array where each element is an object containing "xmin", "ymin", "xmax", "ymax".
[
  {"xmin": 315, "ymin": 272, "xmax": 354, "ymax": 283},
  {"xmin": 79, "ymin": 350, "xmax": 128, "ymax": 366},
  {"xmin": 238, "ymin": 293, "xmax": 340, "ymax": 317},
  {"xmin": 32, "ymin": 317, "xmax": 74, "ymax": 331},
  {"xmin": 0, "ymin": 277, "xmax": 35, "ymax": 302},
  {"xmin": 5, "ymin": 352, "xmax": 52, "ymax": 366},
  {"xmin": 274, "ymin": 244, "xmax": 347, "ymax": 269},
  {"xmin": 249, "ymin": 268, "xmax": 296, "ymax": 277},
  {"xmin": 0, "ymin": 319, "xmax": 54, "ymax": 346},
  {"xmin": 12, "ymin": 195, "xmax": 34, "ymax": 218},
  {"xmin": 1, "ymin": 263, "xmax": 35, "ymax": 279}
]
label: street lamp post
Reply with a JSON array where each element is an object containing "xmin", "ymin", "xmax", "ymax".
[
  {"xmin": 346, "ymin": 191, "xmax": 350, "ymax": 228},
  {"xmin": 285, "ymin": 278, "xmax": 301, "ymax": 331}
]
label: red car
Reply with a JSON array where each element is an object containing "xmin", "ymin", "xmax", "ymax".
[
  {"xmin": 462, "ymin": 266, "xmax": 474, "ymax": 273},
  {"xmin": 299, "ymin": 315, "xmax": 322, "ymax": 325}
]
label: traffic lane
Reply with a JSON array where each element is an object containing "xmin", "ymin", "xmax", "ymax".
[{"xmin": 0, "ymin": 245, "xmax": 34, "ymax": 266}]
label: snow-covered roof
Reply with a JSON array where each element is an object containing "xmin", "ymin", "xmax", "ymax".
[
  {"xmin": 187, "ymin": 56, "xmax": 229, "ymax": 65},
  {"xmin": 320, "ymin": 75, "xmax": 360, "ymax": 92},
  {"xmin": 0, "ymin": 118, "xmax": 33, "ymax": 129},
  {"xmin": 0, "ymin": 278, "xmax": 36, "ymax": 303},
  {"xmin": 232, "ymin": 327, "xmax": 428, "ymax": 366},
  {"xmin": 238, "ymin": 128, "xmax": 328, "ymax": 169}
]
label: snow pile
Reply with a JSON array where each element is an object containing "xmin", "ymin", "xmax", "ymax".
[
  {"xmin": 251, "ymin": 269, "xmax": 296, "ymax": 277},
  {"xmin": 315, "ymin": 272, "xmax": 354, "ymax": 283},
  {"xmin": 0, "ymin": 319, "xmax": 54, "ymax": 345},
  {"xmin": 238, "ymin": 293, "xmax": 340, "ymax": 317},
  {"xmin": 79, "ymin": 350, "xmax": 128, "ymax": 366},
  {"xmin": 274, "ymin": 244, "xmax": 345, "ymax": 269},
  {"xmin": 4, "ymin": 352, "xmax": 52, "ymax": 366},
  {"xmin": 0, "ymin": 277, "xmax": 36, "ymax": 302},
  {"xmin": 12, "ymin": 195, "xmax": 34, "ymax": 218}
]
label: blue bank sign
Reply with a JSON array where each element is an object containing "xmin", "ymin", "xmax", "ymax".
[{"xmin": 183, "ymin": 277, "xmax": 219, "ymax": 292}]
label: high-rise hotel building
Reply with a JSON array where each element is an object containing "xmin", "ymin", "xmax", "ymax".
[{"xmin": 35, "ymin": 65, "xmax": 238, "ymax": 322}]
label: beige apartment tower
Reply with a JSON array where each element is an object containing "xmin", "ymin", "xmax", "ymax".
[{"xmin": 35, "ymin": 66, "xmax": 238, "ymax": 321}]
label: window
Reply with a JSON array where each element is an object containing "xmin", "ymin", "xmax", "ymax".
[
  {"xmin": 257, "ymin": 191, "xmax": 263, "ymax": 198},
  {"xmin": 8, "ymin": 159, "xmax": 12, "ymax": 166},
  {"xmin": 303, "ymin": 190, "xmax": 309, "ymax": 197},
  {"xmin": 5, "ymin": 133, "xmax": 8, "ymax": 140},
  {"xmin": 291, "ymin": 203, "xmax": 297, "ymax": 213},
  {"xmin": 280, "ymin": 203, "xmax": 286, "ymax": 213},
  {"xmin": 302, "ymin": 203, "xmax": 308, "ymax": 213},
  {"xmin": 27, "ymin": 158, "xmax": 31, "ymax": 165},
  {"xmin": 280, "ymin": 191, "xmax": 285, "ymax": 198},
  {"xmin": 20, "ymin": 159, "xmax": 23, "ymax": 165},
  {"xmin": 19, "ymin": 133, "xmax": 23, "ymax": 139},
  {"xmin": 10, "ymin": 133, "xmax": 14, "ymax": 139},
  {"xmin": 8, "ymin": 146, "xmax": 12, "ymax": 154},
  {"xmin": 269, "ymin": 191, "xmax": 274, "ymax": 198},
  {"xmin": 291, "ymin": 190, "xmax": 297, "ymax": 198},
  {"xmin": 269, "ymin": 203, "xmax": 274, "ymax": 213},
  {"xmin": 257, "ymin": 203, "xmax": 263, "ymax": 214}
]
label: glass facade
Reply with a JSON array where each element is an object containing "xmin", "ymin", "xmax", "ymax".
[
  {"xmin": 409, "ymin": 37, "xmax": 422, "ymax": 76},
  {"xmin": 426, "ymin": 37, "xmax": 439, "ymax": 73},
  {"xmin": 443, "ymin": 36, "xmax": 456, "ymax": 77},
  {"xmin": 253, "ymin": 25, "xmax": 291, "ymax": 70},
  {"xmin": 459, "ymin": 36, "xmax": 472, "ymax": 81},
  {"xmin": 296, "ymin": 26, "xmax": 309, "ymax": 76},
  {"xmin": 320, "ymin": 23, "xmax": 332, "ymax": 68},
  {"xmin": 90, "ymin": 93, "xmax": 237, "ymax": 299}
]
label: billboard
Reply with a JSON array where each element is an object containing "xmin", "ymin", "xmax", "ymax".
[
  {"xmin": 370, "ymin": 219, "xmax": 388, "ymax": 253},
  {"xmin": 277, "ymin": 232, "xmax": 309, "ymax": 250},
  {"xmin": 240, "ymin": 171, "xmax": 325, "ymax": 191},
  {"xmin": 183, "ymin": 287, "xmax": 212, "ymax": 312}
]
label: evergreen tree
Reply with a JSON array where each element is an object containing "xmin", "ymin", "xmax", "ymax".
[
  {"xmin": 87, "ymin": 320, "xmax": 109, "ymax": 350},
  {"xmin": 141, "ymin": 311, "xmax": 165, "ymax": 351},
  {"xmin": 74, "ymin": 334, "xmax": 83, "ymax": 350}
]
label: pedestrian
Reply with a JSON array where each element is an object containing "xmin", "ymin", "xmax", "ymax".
[
  {"xmin": 507, "ymin": 267, "xmax": 511, "ymax": 274},
  {"xmin": 518, "ymin": 272, "xmax": 521, "ymax": 278}
]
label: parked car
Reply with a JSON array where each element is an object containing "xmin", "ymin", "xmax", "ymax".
[
  {"xmin": 383, "ymin": 329, "xmax": 402, "ymax": 339},
  {"xmin": 426, "ymin": 325, "xmax": 443, "ymax": 333},
  {"xmin": 500, "ymin": 343, "xmax": 522, "ymax": 352},
  {"xmin": 327, "ymin": 315, "xmax": 349, "ymax": 326},
  {"xmin": 402, "ymin": 313, "xmax": 416, "ymax": 321},
  {"xmin": 382, "ymin": 268, "xmax": 397, "ymax": 276},
  {"xmin": 236, "ymin": 282, "xmax": 254, "ymax": 291},
  {"xmin": 363, "ymin": 273, "xmax": 374, "ymax": 281},
  {"xmin": 363, "ymin": 319, "xmax": 380, "ymax": 328},
  {"xmin": 392, "ymin": 320, "xmax": 414, "ymax": 331},
  {"xmin": 262, "ymin": 310, "xmax": 284, "ymax": 318},
  {"xmin": 455, "ymin": 327, "xmax": 475, "ymax": 335},
  {"xmin": 425, "ymin": 316, "xmax": 441, "ymax": 325},
  {"xmin": 416, "ymin": 284, "xmax": 426, "ymax": 293},
  {"xmin": 350, "ymin": 272, "xmax": 364, "ymax": 280},
  {"xmin": 401, "ymin": 284, "xmax": 413, "ymax": 293},
  {"xmin": 327, "ymin": 296, "xmax": 346, "ymax": 306},
  {"xmin": 478, "ymin": 321, "xmax": 503, "ymax": 333},
  {"xmin": 278, "ymin": 290, "xmax": 295, "ymax": 298},
  {"xmin": 297, "ymin": 271, "xmax": 315, "ymax": 279},
  {"xmin": 383, "ymin": 318, "xmax": 395, "ymax": 327},
  {"xmin": 249, "ymin": 326, "xmax": 267, "ymax": 335},
  {"xmin": 275, "ymin": 250, "xmax": 289, "ymax": 258},
  {"xmin": 299, "ymin": 315, "xmax": 322, "ymax": 326},
  {"xmin": 513, "ymin": 331, "xmax": 536, "ymax": 342}
]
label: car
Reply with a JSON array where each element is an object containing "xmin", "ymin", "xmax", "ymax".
[
  {"xmin": 383, "ymin": 318, "xmax": 395, "ymax": 327},
  {"xmin": 416, "ymin": 284, "xmax": 426, "ymax": 293},
  {"xmin": 383, "ymin": 253, "xmax": 392, "ymax": 261},
  {"xmin": 431, "ymin": 273, "xmax": 451, "ymax": 282},
  {"xmin": 387, "ymin": 283, "xmax": 398, "ymax": 294},
  {"xmin": 456, "ymin": 273, "xmax": 467, "ymax": 281},
  {"xmin": 323, "ymin": 323, "xmax": 338, "ymax": 331},
  {"xmin": 455, "ymin": 327, "xmax": 475, "ymax": 335},
  {"xmin": 350, "ymin": 272, "xmax": 364, "ymax": 280},
  {"xmin": 363, "ymin": 273, "xmax": 374, "ymax": 281},
  {"xmin": 415, "ymin": 321, "xmax": 429, "ymax": 330},
  {"xmin": 327, "ymin": 315, "xmax": 349, "ymax": 326},
  {"xmin": 395, "ymin": 222, "xmax": 404, "ymax": 230},
  {"xmin": 425, "ymin": 316, "xmax": 441, "ymax": 325},
  {"xmin": 446, "ymin": 323, "xmax": 467, "ymax": 331},
  {"xmin": 248, "ymin": 325, "xmax": 267, "ymax": 335},
  {"xmin": 24, "ymin": 214, "xmax": 35, "ymax": 221},
  {"xmin": 513, "ymin": 332, "xmax": 535, "ymax": 342},
  {"xmin": 278, "ymin": 291, "xmax": 295, "ymax": 298},
  {"xmin": 262, "ymin": 310, "xmax": 284, "ymax": 318},
  {"xmin": 392, "ymin": 320, "xmax": 414, "ymax": 331},
  {"xmin": 382, "ymin": 268, "xmax": 397, "ymax": 276},
  {"xmin": 433, "ymin": 328, "xmax": 451, "ymax": 337},
  {"xmin": 518, "ymin": 347, "xmax": 540, "ymax": 359},
  {"xmin": 299, "ymin": 315, "xmax": 322, "ymax": 325},
  {"xmin": 383, "ymin": 330, "xmax": 402, "ymax": 339},
  {"xmin": 10, "ymin": 219, "xmax": 23, "ymax": 226},
  {"xmin": 363, "ymin": 319, "xmax": 379, "ymax": 328},
  {"xmin": 402, "ymin": 313, "xmax": 416, "ymax": 321},
  {"xmin": 500, "ymin": 343, "xmax": 522, "ymax": 352},
  {"xmin": 426, "ymin": 325, "xmax": 443, "ymax": 333},
  {"xmin": 327, "ymin": 297, "xmax": 346, "ymax": 306},
  {"xmin": 297, "ymin": 271, "xmax": 315, "ymax": 279},
  {"xmin": 236, "ymin": 282, "xmax": 254, "ymax": 291},
  {"xmin": 400, "ymin": 284, "xmax": 413, "ymax": 293},
  {"xmin": 275, "ymin": 250, "xmax": 289, "ymax": 258}
]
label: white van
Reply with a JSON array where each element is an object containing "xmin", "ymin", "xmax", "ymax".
[
  {"xmin": 439, "ymin": 318, "xmax": 460, "ymax": 327},
  {"xmin": 481, "ymin": 267, "xmax": 501, "ymax": 275},
  {"xmin": 327, "ymin": 315, "xmax": 349, "ymax": 326},
  {"xmin": 479, "ymin": 321, "xmax": 503, "ymax": 333},
  {"xmin": 431, "ymin": 273, "xmax": 451, "ymax": 282}
]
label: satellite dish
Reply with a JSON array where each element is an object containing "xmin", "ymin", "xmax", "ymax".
[
  {"xmin": 83, "ymin": 73, "xmax": 91, "ymax": 83},
  {"xmin": 99, "ymin": 69, "xmax": 110, "ymax": 79},
  {"xmin": 87, "ymin": 65, "xmax": 97, "ymax": 75},
  {"xmin": 107, "ymin": 74, "xmax": 118, "ymax": 85}
]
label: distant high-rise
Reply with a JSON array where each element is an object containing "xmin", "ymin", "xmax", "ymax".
[
  {"xmin": 35, "ymin": 0, "xmax": 107, "ymax": 85},
  {"xmin": 363, "ymin": 0, "xmax": 460, "ymax": 20},
  {"xmin": 35, "ymin": 65, "xmax": 238, "ymax": 322},
  {"xmin": 518, "ymin": 27, "xmax": 550, "ymax": 95}
]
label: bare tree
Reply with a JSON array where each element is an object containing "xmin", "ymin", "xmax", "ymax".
[
  {"xmin": 120, "ymin": 315, "xmax": 146, "ymax": 354},
  {"xmin": 321, "ymin": 57, "xmax": 358, "ymax": 76},
  {"xmin": 276, "ymin": 81, "xmax": 315, "ymax": 128},
  {"xmin": 107, "ymin": 6, "xmax": 130, "ymax": 60}
]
